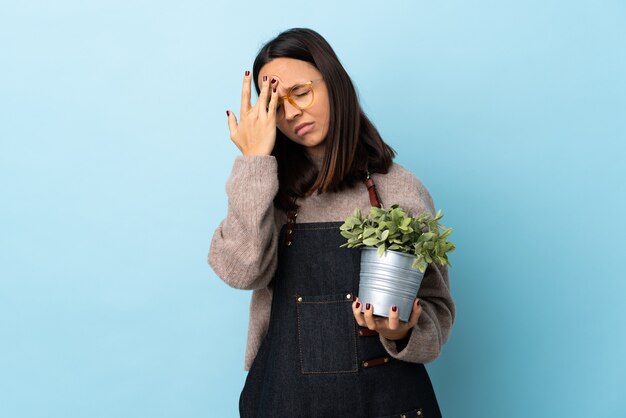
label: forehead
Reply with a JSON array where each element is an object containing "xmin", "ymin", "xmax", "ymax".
[{"xmin": 258, "ymin": 58, "xmax": 321, "ymax": 93}]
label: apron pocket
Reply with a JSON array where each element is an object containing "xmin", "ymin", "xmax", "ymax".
[{"xmin": 295, "ymin": 292, "xmax": 358, "ymax": 374}]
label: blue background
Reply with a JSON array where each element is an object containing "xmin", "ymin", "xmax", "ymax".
[{"xmin": 1, "ymin": 1, "xmax": 625, "ymax": 417}]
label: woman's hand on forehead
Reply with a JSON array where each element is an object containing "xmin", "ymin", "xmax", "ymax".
[
  {"xmin": 225, "ymin": 69, "xmax": 279, "ymax": 156},
  {"xmin": 263, "ymin": 74, "xmax": 286, "ymax": 95}
]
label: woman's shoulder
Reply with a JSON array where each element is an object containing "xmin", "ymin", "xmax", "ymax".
[{"xmin": 374, "ymin": 161, "xmax": 436, "ymax": 216}]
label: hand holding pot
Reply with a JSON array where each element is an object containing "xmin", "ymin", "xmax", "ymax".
[
  {"xmin": 226, "ymin": 71, "xmax": 279, "ymax": 156},
  {"xmin": 351, "ymin": 297, "xmax": 422, "ymax": 341}
]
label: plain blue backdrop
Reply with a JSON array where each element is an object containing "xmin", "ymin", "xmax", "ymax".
[{"xmin": 1, "ymin": 1, "xmax": 625, "ymax": 417}]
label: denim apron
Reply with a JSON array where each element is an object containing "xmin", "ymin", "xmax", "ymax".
[{"xmin": 239, "ymin": 178, "xmax": 442, "ymax": 418}]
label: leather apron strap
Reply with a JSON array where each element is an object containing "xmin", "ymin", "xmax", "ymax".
[{"xmin": 364, "ymin": 171, "xmax": 383, "ymax": 208}]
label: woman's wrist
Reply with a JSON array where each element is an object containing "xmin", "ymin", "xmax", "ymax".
[{"xmin": 394, "ymin": 328, "xmax": 413, "ymax": 352}]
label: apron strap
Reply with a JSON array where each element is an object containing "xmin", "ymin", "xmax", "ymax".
[{"xmin": 364, "ymin": 171, "xmax": 383, "ymax": 208}]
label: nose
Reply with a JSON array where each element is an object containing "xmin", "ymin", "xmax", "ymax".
[{"xmin": 282, "ymin": 100, "xmax": 302, "ymax": 121}]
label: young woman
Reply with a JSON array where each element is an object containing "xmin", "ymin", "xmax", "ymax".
[{"xmin": 209, "ymin": 27, "xmax": 455, "ymax": 418}]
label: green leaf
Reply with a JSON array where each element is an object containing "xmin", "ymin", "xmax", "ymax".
[
  {"xmin": 422, "ymin": 232, "xmax": 436, "ymax": 241},
  {"xmin": 363, "ymin": 237, "xmax": 379, "ymax": 246},
  {"xmin": 370, "ymin": 207, "xmax": 384, "ymax": 217},
  {"xmin": 363, "ymin": 227, "xmax": 376, "ymax": 238},
  {"xmin": 340, "ymin": 206, "xmax": 456, "ymax": 268}
]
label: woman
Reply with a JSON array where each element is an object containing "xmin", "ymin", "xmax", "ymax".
[{"xmin": 209, "ymin": 27, "xmax": 455, "ymax": 417}]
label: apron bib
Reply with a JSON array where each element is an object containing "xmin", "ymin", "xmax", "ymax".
[{"xmin": 239, "ymin": 180, "xmax": 442, "ymax": 418}]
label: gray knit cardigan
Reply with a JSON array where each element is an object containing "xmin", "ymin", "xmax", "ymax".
[{"xmin": 208, "ymin": 154, "xmax": 455, "ymax": 371}]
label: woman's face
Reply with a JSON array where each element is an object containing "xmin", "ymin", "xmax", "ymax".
[{"xmin": 258, "ymin": 58, "xmax": 330, "ymax": 158}]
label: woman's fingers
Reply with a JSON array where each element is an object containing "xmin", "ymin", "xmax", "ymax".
[
  {"xmin": 255, "ymin": 75, "xmax": 270, "ymax": 116},
  {"xmin": 352, "ymin": 297, "xmax": 421, "ymax": 340},
  {"xmin": 352, "ymin": 298, "xmax": 366, "ymax": 327},
  {"xmin": 363, "ymin": 302, "xmax": 378, "ymax": 330},
  {"xmin": 387, "ymin": 304, "xmax": 400, "ymax": 330},
  {"xmin": 266, "ymin": 79, "xmax": 278, "ymax": 118},
  {"xmin": 240, "ymin": 70, "xmax": 252, "ymax": 117},
  {"xmin": 229, "ymin": 70, "xmax": 277, "ymax": 156},
  {"xmin": 226, "ymin": 111, "xmax": 242, "ymax": 152},
  {"xmin": 406, "ymin": 298, "xmax": 422, "ymax": 328}
]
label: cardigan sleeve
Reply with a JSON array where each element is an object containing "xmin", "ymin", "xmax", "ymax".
[
  {"xmin": 379, "ymin": 262, "xmax": 455, "ymax": 363},
  {"xmin": 208, "ymin": 155, "xmax": 281, "ymax": 290},
  {"xmin": 378, "ymin": 172, "xmax": 456, "ymax": 363}
]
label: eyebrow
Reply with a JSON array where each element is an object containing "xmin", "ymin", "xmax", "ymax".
[
  {"xmin": 282, "ymin": 82, "xmax": 303, "ymax": 90},
  {"xmin": 274, "ymin": 80, "xmax": 308, "ymax": 92}
]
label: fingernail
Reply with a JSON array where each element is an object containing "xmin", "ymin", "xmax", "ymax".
[
  {"xmin": 366, "ymin": 303, "xmax": 371, "ymax": 310},
  {"xmin": 226, "ymin": 110, "xmax": 229, "ymax": 116},
  {"xmin": 355, "ymin": 302, "xmax": 361, "ymax": 309},
  {"xmin": 273, "ymin": 87, "xmax": 276, "ymax": 93},
  {"xmin": 271, "ymin": 78, "xmax": 276, "ymax": 84},
  {"xmin": 245, "ymin": 70, "xmax": 250, "ymax": 76},
  {"xmin": 263, "ymin": 75, "xmax": 268, "ymax": 82},
  {"xmin": 392, "ymin": 305, "xmax": 397, "ymax": 312},
  {"xmin": 417, "ymin": 299, "xmax": 421, "ymax": 306}
]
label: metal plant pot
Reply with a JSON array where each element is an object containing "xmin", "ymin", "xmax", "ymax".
[{"xmin": 358, "ymin": 247, "xmax": 426, "ymax": 322}]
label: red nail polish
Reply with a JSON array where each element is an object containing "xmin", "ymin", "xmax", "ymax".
[
  {"xmin": 366, "ymin": 303, "xmax": 371, "ymax": 310},
  {"xmin": 226, "ymin": 110, "xmax": 229, "ymax": 116},
  {"xmin": 273, "ymin": 87, "xmax": 276, "ymax": 93},
  {"xmin": 392, "ymin": 305, "xmax": 397, "ymax": 312},
  {"xmin": 245, "ymin": 70, "xmax": 250, "ymax": 76},
  {"xmin": 355, "ymin": 302, "xmax": 361, "ymax": 309},
  {"xmin": 271, "ymin": 78, "xmax": 276, "ymax": 84},
  {"xmin": 263, "ymin": 75, "xmax": 268, "ymax": 82},
  {"xmin": 417, "ymin": 299, "xmax": 421, "ymax": 306}
]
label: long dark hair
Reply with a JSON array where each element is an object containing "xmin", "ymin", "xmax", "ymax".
[{"xmin": 252, "ymin": 28, "xmax": 396, "ymax": 213}]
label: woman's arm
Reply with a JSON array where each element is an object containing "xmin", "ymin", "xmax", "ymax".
[
  {"xmin": 378, "ymin": 173, "xmax": 456, "ymax": 363},
  {"xmin": 350, "ymin": 169, "xmax": 456, "ymax": 363},
  {"xmin": 208, "ymin": 155, "xmax": 280, "ymax": 290},
  {"xmin": 378, "ymin": 262, "xmax": 455, "ymax": 363}
]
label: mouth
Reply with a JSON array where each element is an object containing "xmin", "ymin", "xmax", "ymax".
[{"xmin": 295, "ymin": 122, "xmax": 314, "ymax": 136}]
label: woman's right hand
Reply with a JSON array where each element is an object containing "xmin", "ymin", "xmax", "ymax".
[{"xmin": 226, "ymin": 71, "xmax": 279, "ymax": 156}]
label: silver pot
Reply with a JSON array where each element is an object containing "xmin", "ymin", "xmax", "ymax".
[{"xmin": 358, "ymin": 247, "xmax": 426, "ymax": 322}]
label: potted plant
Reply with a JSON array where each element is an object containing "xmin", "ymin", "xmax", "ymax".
[{"xmin": 339, "ymin": 204, "xmax": 455, "ymax": 321}]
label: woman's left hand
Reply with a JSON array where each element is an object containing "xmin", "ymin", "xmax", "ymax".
[{"xmin": 351, "ymin": 297, "xmax": 422, "ymax": 341}]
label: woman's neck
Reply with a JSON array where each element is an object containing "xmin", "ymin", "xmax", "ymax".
[{"xmin": 308, "ymin": 154, "xmax": 324, "ymax": 170}]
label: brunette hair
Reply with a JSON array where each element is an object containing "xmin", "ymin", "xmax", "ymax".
[{"xmin": 252, "ymin": 28, "xmax": 396, "ymax": 212}]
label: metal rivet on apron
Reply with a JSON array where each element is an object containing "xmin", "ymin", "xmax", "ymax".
[
  {"xmin": 417, "ymin": 409, "xmax": 423, "ymax": 416},
  {"xmin": 346, "ymin": 293, "xmax": 352, "ymax": 300},
  {"xmin": 362, "ymin": 356, "xmax": 390, "ymax": 368},
  {"xmin": 400, "ymin": 415, "xmax": 406, "ymax": 418},
  {"xmin": 297, "ymin": 296, "xmax": 302, "ymax": 302},
  {"xmin": 287, "ymin": 241, "xmax": 292, "ymax": 246}
]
